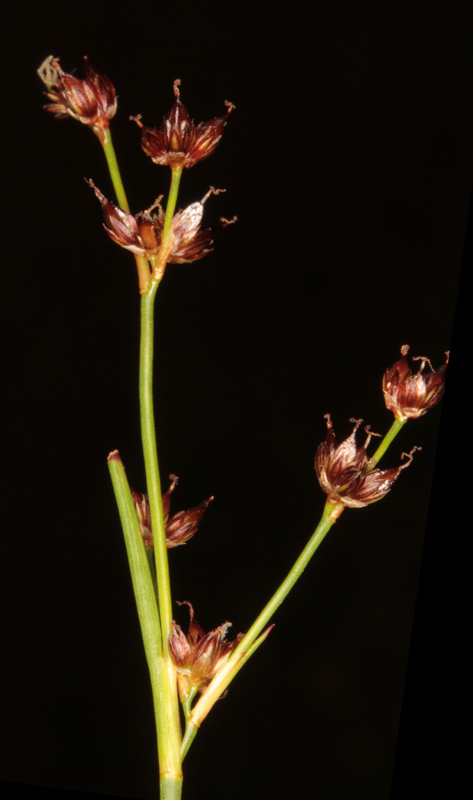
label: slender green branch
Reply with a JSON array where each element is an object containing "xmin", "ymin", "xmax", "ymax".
[
  {"xmin": 181, "ymin": 723, "xmax": 198, "ymax": 762},
  {"xmin": 182, "ymin": 687, "xmax": 199, "ymax": 723},
  {"xmin": 149, "ymin": 168, "xmax": 183, "ymax": 282},
  {"xmin": 369, "ymin": 417, "xmax": 407, "ymax": 467},
  {"xmin": 163, "ymin": 168, "xmax": 183, "ymax": 240},
  {"xmin": 101, "ymin": 127, "xmax": 151, "ymax": 292},
  {"xmin": 188, "ymin": 500, "xmax": 341, "ymax": 729},
  {"xmin": 182, "ymin": 626, "xmax": 273, "ymax": 759},
  {"xmin": 229, "ymin": 500, "xmax": 338, "ymax": 665},
  {"xmin": 101, "ymin": 127, "xmax": 130, "ymax": 211}
]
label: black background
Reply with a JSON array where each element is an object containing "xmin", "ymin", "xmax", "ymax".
[{"xmin": 1, "ymin": 3, "xmax": 471, "ymax": 800}]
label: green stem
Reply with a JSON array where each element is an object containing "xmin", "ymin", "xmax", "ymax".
[
  {"xmin": 189, "ymin": 500, "xmax": 340, "ymax": 729},
  {"xmin": 163, "ymin": 169, "xmax": 183, "ymax": 240},
  {"xmin": 101, "ymin": 127, "xmax": 151, "ymax": 292},
  {"xmin": 369, "ymin": 417, "xmax": 407, "ymax": 467},
  {"xmin": 231, "ymin": 500, "xmax": 337, "ymax": 663},
  {"xmin": 159, "ymin": 777, "xmax": 183, "ymax": 800},
  {"xmin": 148, "ymin": 168, "xmax": 183, "ymax": 282},
  {"xmin": 182, "ymin": 687, "xmax": 199, "ymax": 723},
  {"xmin": 139, "ymin": 281, "xmax": 182, "ymax": 789},
  {"xmin": 181, "ymin": 722, "xmax": 198, "ymax": 761},
  {"xmin": 108, "ymin": 453, "xmax": 182, "ymax": 796},
  {"xmin": 101, "ymin": 127, "xmax": 130, "ymax": 211},
  {"xmin": 140, "ymin": 281, "xmax": 174, "ymax": 635}
]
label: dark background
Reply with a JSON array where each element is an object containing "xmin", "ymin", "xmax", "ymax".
[{"xmin": 1, "ymin": 2, "xmax": 471, "ymax": 800}]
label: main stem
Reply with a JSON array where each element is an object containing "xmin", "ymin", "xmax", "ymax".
[{"xmin": 140, "ymin": 280, "xmax": 182, "ymax": 797}]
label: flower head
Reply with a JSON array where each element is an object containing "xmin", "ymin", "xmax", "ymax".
[
  {"xmin": 131, "ymin": 476, "xmax": 213, "ymax": 549},
  {"xmin": 383, "ymin": 345, "xmax": 449, "ymax": 420},
  {"xmin": 315, "ymin": 415, "xmax": 416, "ymax": 509},
  {"xmin": 169, "ymin": 601, "xmax": 244, "ymax": 699},
  {"xmin": 38, "ymin": 56, "xmax": 116, "ymax": 143},
  {"xmin": 90, "ymin": 181, "xmax": 235, "ymax": 265},
  {"xmin": 134, "ymin": 79, "xmax": 234, "ymax": 170}
]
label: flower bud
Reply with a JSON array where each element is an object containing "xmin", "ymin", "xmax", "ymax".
[
  {"xmin": 38, "ymin": 56, "xmax": 117, "ymax": 143},
  {"xmin": 131, "ymin": 476, "xmax": 212, "ymax": 549},
  {"xmin": 315, "ymin": 415, "xmax": 416, "ymax": 508},
  {"xmin": 165, "ymin": 498, "xmax": 214, "ymax": 548},
  {"xmin": 134, "ymin": 80, "xmax": 234, "ymax": 170},
  {"xmin": 383, "ymin": 345, "xmax": 449, "ymax": 420}
]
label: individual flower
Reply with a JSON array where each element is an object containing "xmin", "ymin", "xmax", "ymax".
[
  {"xmin": 383, "ymin": 345, "xmax": 449, "ymax": 420},
  {"xmin": 133, "ymin": 79, "xmax": 235, "ymax": 170},
  {"xmin": 88, "ymin": 181, "xmax": 164, "ymax": 258},
  {"xmin": 38, "ymin": 56, "xmax": 117, "ymax": 143},
  {"xmin": 170, "ymin": 187, "xmax": 236, "ymax": 263},
  {"xmin": 169, "ymin": 601, "xmax": 244, "ymax": 699},
  {"xmin": 131, "ymin": 476, "xmax": 213, "ymax": 549},
  {"xmin": 315, "ymin": 415, "xmax": 416, "ymax": 509}
]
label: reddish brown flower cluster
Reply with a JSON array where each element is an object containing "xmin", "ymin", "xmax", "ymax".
[
  {"xmin": 315, "ymin": 415, "xmax": 416, "ymax": 509},
  {"xmin": 89, "ymin": 181, "xmax": 233, "ymax": 264},
  {"xmin": 38, "ymin": 56, "xmax": 116, "ymax": 143},
  {"xmin": 134, "ymin": 79, "xmax": 234, "ymax": 171},
  {"xmin": 383, "ymin": 345, "xmax": 449, "ymax": 420},
  {"xmin": 168, "ymin": 601, "xmax": 244, "ymax": 699},
  {"xmin": 131, "ymin": 475, "xmax": 213, "ymax": 549}
]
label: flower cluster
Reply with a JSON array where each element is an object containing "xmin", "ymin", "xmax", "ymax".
[
  {"xmin": 38, "ymin": 58, "xmax": 235, "ymax": 286},
  {"xmin": 38, "ymin": 56, "xmax": 116, "ymax": 143},
  {"xmin": 315, "ymin": 415, "xmax": 416, "ymax": 509},
  {"xmin": 88, "ymin": 181, "xmax": 234, "ymax": 265},
  {"xmin": 133, "ymin": 79, "xmax": 235, "ymax": 171},
  {"xmin": 131, "ymin": 475, "xmax": 213, "ymax": 549},
  {"xmin": 383, "ymin": 345, "xmax": 448, "ymax": 420},
  {"xmin": 168, "ymin": 601, "xmax": 244, "ymax": 700}
]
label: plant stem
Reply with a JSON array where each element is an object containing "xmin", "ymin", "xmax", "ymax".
[
  {"xmin": 181, "ymin": 723, "xmax": 198, "ymax": 761},
  {"xmin": 135, "ymin": 165, "xmax": 186, "ymax": 794},
  {"xmin": 139, "ymin": 280, "xmax": 182, "ymax": 790},
  {"xmin": 230, "ymin": 501, "xmax": 339, "ymax": 667},
  {"xmin": 108, "ymin": 452, "xmax": 182, "ymax": 796},
  {"xmin": 163, "ymin": 169, "xmax": 183, "ymax": 240},
  {"xmin": 101, "ymin": 127, "xmax": 130, "ymax": 211},
  {"xmin": 140, "ymin": 281, "xmax": 172, "ymax": 634},
  {"xmin": 369, "ymin": 417, "xmax": 407, "ymax": 467},
  {"xmin": 188, "ymin": 499, "xmax": 341, "ymax": 730},
  {"xmin": 101, "ymin": 127, "xmax": 151, "ymax": 292},
  {"xmin": 150, "ymin": 168, "xmax": 183, "ymax": 282}
]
